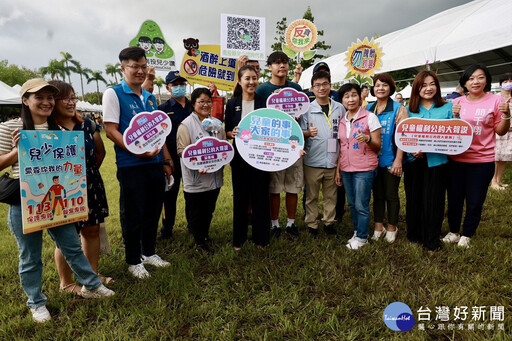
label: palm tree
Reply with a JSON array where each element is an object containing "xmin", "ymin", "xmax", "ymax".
[
  {"xmin": 59, "ymin": 51, "xmax": 74, "ymax": 83},
  {"xmin": 40, "ymin": 59, "xmax": 66, "ymax": 80},
  {"xmin": 154, "ymin": 76, "xmax": 166, "ymax": 105},
  {"xmin": 69, "ymin": 60, "xmax": 92, "ymax": 100},
  {"xmin": 105, "ymin": 63, "xmax": 122, "ymax": 84},
  {"xmin": 87, "ymin": 71, "xmax": 107, "ymax": 104}
]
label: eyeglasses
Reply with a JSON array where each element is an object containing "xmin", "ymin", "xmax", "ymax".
[
  {"xmin": 59, "ymin": 97, "xmax": 79, "ymax": 103},
  {"xmin": 124, "ymin": 64, "xmax": 148, "ymax": 71},
  {"xmin": 312, "ymin": 82, "xmax": 331, "ymax": 89},
  {"xmin": 197, "ymin": 100, "xmax": 212, "ymax": 106}
]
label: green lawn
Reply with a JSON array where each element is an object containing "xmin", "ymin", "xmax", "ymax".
[{"xmin": 0, "ymin": 131, "xmax": 511, "ymax": 340}]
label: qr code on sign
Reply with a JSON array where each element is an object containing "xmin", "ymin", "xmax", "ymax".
[{"xmin": 226, "ymin": 16, "xmax": 261, "ymax": 51}]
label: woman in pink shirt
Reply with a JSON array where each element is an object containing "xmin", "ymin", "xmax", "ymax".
[{"xmin": 443, "ymin": 64, "xmax": 511, "ymax": 248}]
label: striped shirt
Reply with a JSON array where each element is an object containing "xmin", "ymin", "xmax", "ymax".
[{"xmin": 0, "ymin": 118, "xmax": 49, "ymax": 179}]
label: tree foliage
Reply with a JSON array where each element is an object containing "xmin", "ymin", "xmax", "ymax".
[
  {"xmin": 271, "ymin": 6, "xmax": 331, "ymax": 78},
  {"xmin": 0, "ymin": 60, "xmax": 40, "ymax": 86}
]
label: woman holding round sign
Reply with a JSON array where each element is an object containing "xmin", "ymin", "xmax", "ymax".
[
  {"xmin": 403, "ymin": 71, "xmax": 453, "ymax": 251},
  {"xmin": 225, "ymin": 65, "xmax": 270, "ymax": 249},
  {"xmin": 177, "ymin": 88, "xmax": 226, "ymax": 254},
  {"xmin": 366, "ymin": 73, "xmax": 408, "ymax": 243},
  {"xmin": 49, "ymin": 80, "xmax": 112, "ymax": 293},
  {"xmin": 0, "ymin": 79, "xmax": 114, "ymax": 323},
  {"xmin": 335, "ymin": 83, "xmax": 381, "ymax": 250},
  {"xmin": 445, "ymin": 64, "xmax": 511, "ymax": 248}
]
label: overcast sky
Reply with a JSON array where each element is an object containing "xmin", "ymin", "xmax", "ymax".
[{"xmin": 0, "ymin": 0, "xmax": 471, "ymax": 93}]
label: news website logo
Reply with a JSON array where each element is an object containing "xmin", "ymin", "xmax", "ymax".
[{"xmin": 383, "ymin": 302, "xmax": 415, "ymax": 331}]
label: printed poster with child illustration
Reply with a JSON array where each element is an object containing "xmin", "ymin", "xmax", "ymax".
[
  {"xmin": 17, "ymin": 131, "xmax": 88, "ymax": 234},
  {"xmin": 129, "ymin": 19, "xmax": 176, "ymax": 70},
  {"xmin": 235, "ymin": 108, "xmax": 304, "ymax": 172}
]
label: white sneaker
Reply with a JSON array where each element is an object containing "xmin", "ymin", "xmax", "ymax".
[
  {"xmin": 346, "ymin": 238, "xmax": 367, "ymax": 250},
  {"xmin": 80, "ymin": 284, "xmax": 115, "ymax": 298},
  {"xmin": 128, "ymin": 263, "xmax": 151, "ymax": 279},
  {"xmin": 142, "ymin": 254, "xmax": 170, "ymax": 267},
  {"xmin": 442, "ymin": 232, "xmax": 460, "ymax": 244},
  {"xmin": 457, "ymin": 236, "xmax": 471, "ymax": 248},
  {"xmin": 347, "ymin": 231, "xmax": 357, "ymax": 243},
  {"xmin": 384, "ymin": 227, "xmax": 398, "ymax": 243},
  {"xmin": 30, "ymin": 305, "xmax": 51, "ymax": 323},
  {"xmin": 372, "ymin": 229, "xmax": 386, "ymax": 241}
]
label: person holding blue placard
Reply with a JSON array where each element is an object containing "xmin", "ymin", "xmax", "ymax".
[
  {"xmin": 50, "ymin": 80, "xmax": 113, "ymax": 293},
  {"xmin": 225, "ymin": 65, "xmax": 270, "ymax": 249},
  {"xmin": 0, "ymin": 79, "xmax": 114, "ymax": 323}
]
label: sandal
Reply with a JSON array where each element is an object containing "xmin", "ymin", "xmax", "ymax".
[
  {"xmin": 59, "ymin": 283, "xmax": 83, "ymax": 297},
  {"xmin": 98, "ymin": 274, "xmax": 115, "ymax": 285}
]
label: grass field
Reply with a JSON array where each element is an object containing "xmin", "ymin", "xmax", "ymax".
[{"xmin": 0, "ymin": 131, "xmax": 511, "ymax": 340}]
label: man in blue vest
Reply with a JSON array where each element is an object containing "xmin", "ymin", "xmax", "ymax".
[{"xmin": 103, "ymin": 47, "xmax": 173, "ymax": 279}]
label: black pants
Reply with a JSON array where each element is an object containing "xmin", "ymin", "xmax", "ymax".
[
  {"xmin": 231, "ymin": 156, "xmax": 270, "ymax": 247},
  {"xmin": 372, "ymin": 167, "xmax": 401, "ymax": 225},
  {"xmin": 404, "ymin": 159, "xmax": 448, "ymax": 250},
  {"xmin": 117, "ymin": 164, "xmax": 165, "ymax": 265},
  {"xmin": 336, "ymin": 184, "xmax": 346, "ymax": 221},
  {"xmin": 161, "ymin": 163, "xmax": 182, "ymax": 236},
  {"xmin": 184, "ymin": 188, "xmax": 221, "ymax": 246},
  {"xmin": 447, "ymin": 161, "xmax": 494, "ymax": 238}
]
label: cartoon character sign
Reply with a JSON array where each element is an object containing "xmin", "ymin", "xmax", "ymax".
[
  {"xmin": 129, "ymin": 19, "xmax": 176, "ymax": 70},
  {"xmin": 123, "ymin": 110, "xmax": 172, "ymax": 155},
  {"xmin": 182, "ymin": 137, "xmax": 234, "ymax": 173}
]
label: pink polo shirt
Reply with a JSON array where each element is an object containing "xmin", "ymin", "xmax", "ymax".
[{"xmin": 450, "ymin": 93, "xmax": 505, "ymax": 163}]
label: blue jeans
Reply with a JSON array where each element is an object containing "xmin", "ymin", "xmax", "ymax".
[
  {"xmin": 8, "ymin": 204, "xmax": 101, "ymax": 308},
  {"xmin": 341, "ymin": 170, "xmax": 377, "ymax": 241}
]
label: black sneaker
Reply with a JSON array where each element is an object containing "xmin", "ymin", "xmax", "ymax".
[
  {"xmin": 285, "ymin": 224, "xmax": 299, "ymax": 237},
  {"xmin": 270, "ymin": 226, "xmax": 281, "ymax": 239},
  {"xmin": 324, "ymin": 224, "xmax": 337, "ymax": 235},
  {"xmin": 308, "ymin": 227, "xmax": 319, "ymax": 236}
]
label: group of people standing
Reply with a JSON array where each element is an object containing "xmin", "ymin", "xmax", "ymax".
[{"xmin": 1, "ymin": 45, "xmax": 510, "ymax": 322}]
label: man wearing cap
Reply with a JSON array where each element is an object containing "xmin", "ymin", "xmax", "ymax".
[
  {"xmin": 157, "ymin": 71, "xmax": 192, "ymax": 239},
  {"xmin": 103, "ymin": 47, "xmax": 173, "ymax": 279},
  {"xmin": 303, "ymin": 63, "xmax": 340, "ymax": 103}
]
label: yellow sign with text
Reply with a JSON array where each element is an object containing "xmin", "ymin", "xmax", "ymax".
[{"xmin": 180, "ymin": 44, "xmax": 238, "ymax": 91}]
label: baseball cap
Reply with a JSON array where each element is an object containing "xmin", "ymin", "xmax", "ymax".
[
  {"xmin": 313, "ymin": 62, "xmax": 330, "ymax": 74},
  {"xmin": 20, "ymin": 79, "xmax": 59, "ymax": 97},
  {"xmin": 165, "ymin": 71, "xmax": 187, "ymax": 84}
]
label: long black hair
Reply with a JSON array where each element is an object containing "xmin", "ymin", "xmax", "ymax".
[
  {"xmin": 21, "ymin": 93, "xmax": 60, "ymax": 130},
  {"xmin": 233, "ymin": 65, "xmax": 257, "ymax": 97}
]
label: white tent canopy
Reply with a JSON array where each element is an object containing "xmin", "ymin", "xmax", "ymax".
[
  {"xmin": 299, "ymin": 0, "xmax": 512, "ymax": 89},
  {"xmin": 0, "ymin": 80, "xmax": 21, "ymax": 105}
]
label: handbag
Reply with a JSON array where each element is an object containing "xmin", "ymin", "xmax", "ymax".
[{"xmin": 0, "ymin": 172, "xmax": 20, "ymax": 205}]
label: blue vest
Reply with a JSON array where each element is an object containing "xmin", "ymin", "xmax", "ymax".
[
  {"xmin": 111, "ymin": 80, "xmax": 162, "ymax": 167},
  {"xmin": 368, "ymin": 99, "xmax": 401, "ymax": 167}
]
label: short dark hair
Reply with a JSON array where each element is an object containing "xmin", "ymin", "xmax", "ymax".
[
  {"xmin": 191, "ymin": 87, "xmax": 212, "ymax": 106},
  {"xmin": 370, "ymin": 73, "xmax": 396, "ymax": 97},
  {"xmin": 499, "ymin": 72, "xmax": 512, "ymax": 86},
  {"xmin": 361, "ymin": 85, "xmax": 369, "ymax": 90},
  {"xmin": 459, "ymin": 64, "xmax": 492, "ymax": 92},
  {"xmin": 49, "ymin": 80, "xmax": 84, "ymax": 125},
  {"xmin": 119, "ymin": 46, "xmax": 146, "ymax": 63},
  {"xmin": 267, "ymin": 51, "xmax": 289, "ymax": 66},
  {"xmin": 311, "ymin": 71, "xmax": 331, "ymax": 87},
  {"xmin": 53, "ymin": 176, "xmax": 59, "ymax": 180},
  {"xmin": 152, "ymin": 37, "xmax": 164, "ymax": 44},
  {"xmin": 338, "ymin": 83, "xmax": 361, "ymax": 99}
]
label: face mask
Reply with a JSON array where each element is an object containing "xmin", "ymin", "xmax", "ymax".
[
  {"xmin": 502, "ymin": 83, "xmax": 512, "ymax": 91},
  {"xmin": 172, "ymin": 85, "xmax": 186, "ymax": 98}
]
